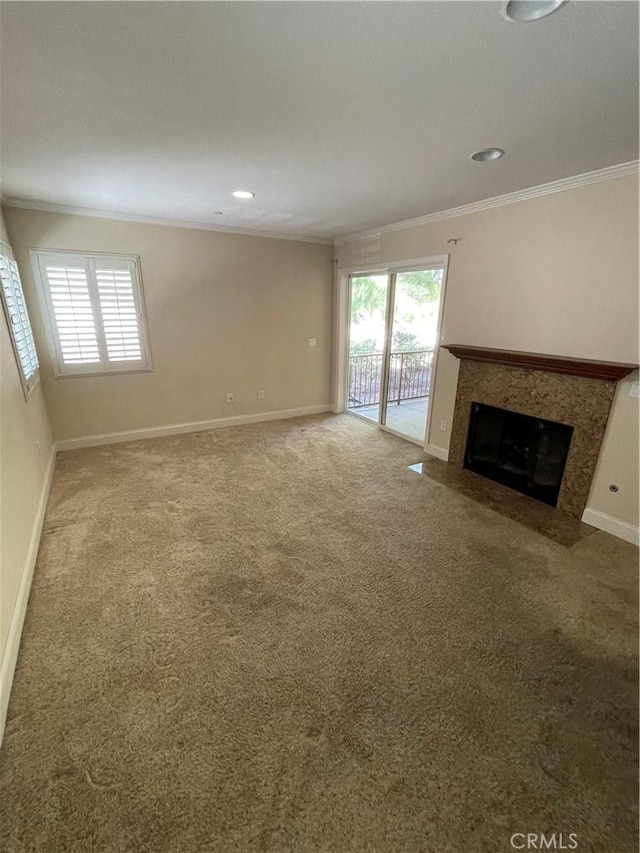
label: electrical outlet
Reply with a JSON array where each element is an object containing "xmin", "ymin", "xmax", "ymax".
[
  {"xmin": 258, "ymin": 390, "xmax": 265, "ymax": 400},
  {"xmin": 629, "ymin": 381, "xmax": 640, "ymax": 399},
  {"xmin": 226, "ymin": 393, "xmax": 234, "ymax": 403},
  {"xmin": 308, "ymin": 338, "xmax": 317, "ymax": 348},
  {"xmin": 440, "ymin": 419, "xmax": 448, "ymax": 431}
]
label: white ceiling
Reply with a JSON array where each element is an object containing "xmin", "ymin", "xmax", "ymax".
[{"xmin": 1, "ymin": 1, "xmax": 638, "ymax": 241}]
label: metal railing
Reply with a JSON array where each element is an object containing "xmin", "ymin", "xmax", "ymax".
[{"xmin": 348, "ymin": 349, "xmax": 434, "ymax": 408}]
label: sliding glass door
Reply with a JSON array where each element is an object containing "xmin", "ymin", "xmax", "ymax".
[
  {"xmin": 383, "ymin": 269, "xmax": 443, "ymax": 441},
  {"xmin": 347, "ymin": 274, "xmax": 390, "ymax": 425},
  {"xmin": 347, "ymin": 265, "xmax": 444, "ymax": 444}
]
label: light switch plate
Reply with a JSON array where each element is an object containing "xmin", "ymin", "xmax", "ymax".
[
  {"xmin": 308, "ymin": 338, "xmax": 317, "ymax": 348},
  {"xmin": 629, "ymin": 382, "xmax": 640, "ymax": 399}
]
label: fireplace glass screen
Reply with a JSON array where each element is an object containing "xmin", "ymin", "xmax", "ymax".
[{"xmin": 464, "ymin": 402, "xmax": 574, "ymax": 507}]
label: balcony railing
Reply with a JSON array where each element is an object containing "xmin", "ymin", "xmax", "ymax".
[{"xmin": 348, "ymin": 349, "xmax": 434, "ymax": 408}]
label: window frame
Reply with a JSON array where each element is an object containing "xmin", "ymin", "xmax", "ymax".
[
  {"xmin": 0, "ymin": 241, "xmax": 40, "ymax": 400},
  {"xmin": 30, "ymin": 248, "xmax": 153, "ymax": 378}
]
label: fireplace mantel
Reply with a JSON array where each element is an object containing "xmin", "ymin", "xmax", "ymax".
[{"xmin": 443, "ymin": 345, "xmax": 637, "ymax": 382}]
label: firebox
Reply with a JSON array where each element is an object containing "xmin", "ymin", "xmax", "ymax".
[{"xmin": 464, "ymin": 402, "xmax": 574, "ymax": 507}]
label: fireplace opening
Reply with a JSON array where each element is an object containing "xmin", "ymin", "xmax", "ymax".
[{"xmin": 464, "ymin": 402, "xmax": 574, "ymax": 507}]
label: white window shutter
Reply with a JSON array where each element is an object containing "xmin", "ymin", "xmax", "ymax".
[
  {"xmin": 42, "ymin": 261, "xmax": 101, "ymax": 367},
  {"xmin": 94, "ymin": 261, "xmax": 143, "ymax": 362},
  {"xmin": 34, "ymin": 251, "xmax": 151, "ymax": 376},
  {"xmin": 0, "ymin": 253, "xmax": 40, "ymax": 396}
]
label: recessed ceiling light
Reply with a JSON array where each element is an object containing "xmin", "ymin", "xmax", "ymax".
[
  {"xmin": 502, "ymin": 1, "xmax": 566, "ymax": 22},
  {"xmin": 470, "ymin": 148, "xmax": 505, "ymax": 162},
  {"xmin": 232, "ymin": 190, "xmax": 255, "ymax": 199}
]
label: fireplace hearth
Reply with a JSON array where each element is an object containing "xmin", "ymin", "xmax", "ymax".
[{"xmin": 464, "ymin": 402, "xmax": 573, "ymax": 507}]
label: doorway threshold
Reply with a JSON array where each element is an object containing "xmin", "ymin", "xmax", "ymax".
[{"xmin": 346, "ymin": 409, "xmax": 424, "ymax": 447}]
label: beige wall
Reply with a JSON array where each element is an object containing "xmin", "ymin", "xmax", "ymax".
[
  {"xmin": 336, "ymin": 175, "xmax": 639, "ymax": 527},
  {"xmin": 0, "ymin": 210, "xmax": 54, "ymax": 664},
  {"xmin": 3, "ymin": 209, "xmax": 334, "ymax": 440}
]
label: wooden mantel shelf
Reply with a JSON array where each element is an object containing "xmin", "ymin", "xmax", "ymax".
[{"xmin": 442, "ymin": 344, "xmax": 638, "ymax": 382}]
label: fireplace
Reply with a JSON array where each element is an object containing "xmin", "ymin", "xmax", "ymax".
[
  {"xmin": 464, "ymin": 402, "xmax": 573, "ymax": 507},
  {"xmin": 443, "ymin": 345, "xmax": 637, "ymax": 520}
]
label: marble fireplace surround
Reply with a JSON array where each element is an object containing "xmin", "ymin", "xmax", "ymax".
[{"xmin": 443, "ymin": 345, "xmax": 638, "ymax": 520}]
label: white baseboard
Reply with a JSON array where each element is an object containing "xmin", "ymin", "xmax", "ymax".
[
  {"xmin": 0, "ymin": 445, "xmax": 57, "ymax": 744},
  {"xmin": 55, "ymin": 404, "xmax": 332, "ymax": 451},
  {"xmin": 581, "ymin": 507, "xmax": 640, "ymax": 546},
  {"xmin": 425, "ymin": 443, "xmax": 449, "ymax": 462}
]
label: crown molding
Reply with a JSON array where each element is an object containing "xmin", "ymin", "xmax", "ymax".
[
  {"xmin": 0, "ymin": 199, "xmax": 332, "ymax": 246},
  {"xmin": 3, "ymin": 159, "xmax": 636, "ymax": 247},
  {"xmin": 333, "ymin": 160, "xmax": 639, "ymax": 245}
]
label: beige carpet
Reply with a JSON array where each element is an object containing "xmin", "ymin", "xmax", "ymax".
[{"xmin": 0, "ymin": 414, "xmax": 637, "ymax": 852}]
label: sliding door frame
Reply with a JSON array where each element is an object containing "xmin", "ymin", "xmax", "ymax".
[{"xmin": 333, "ymin": 255, "xmax": 450, "ymax": 449}]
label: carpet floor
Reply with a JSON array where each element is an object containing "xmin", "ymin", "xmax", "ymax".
[{"xmin": 0, "ymin": 414, "xmax": 637, "ymax": 852}]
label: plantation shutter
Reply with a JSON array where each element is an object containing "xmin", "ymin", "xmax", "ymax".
[
  {"xmin": 0, "ymin": 252, "xmax": 40, "ymax": 395},
  {"xmin": 41, "ymin": 258, "xmax": 101, "ymax": 367},
  {"xmin": 34, "ymin": 252, "xmax": 150, "ymax": 375},
  {"xmin": 94, "ymin": 259, "xmax": 143, "ymax": 362}
]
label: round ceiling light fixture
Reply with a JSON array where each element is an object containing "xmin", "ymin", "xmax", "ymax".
[
  {"xmin": 470, "ymin": 148, "xmax": 505, "ymax": 162},
  {"xmin": 232, "ymin": 190, "xmax": 255, "ymax": 199},
  {"xmin": 502, "ymin": 1, "xmax": 566, "ymax": 22}
]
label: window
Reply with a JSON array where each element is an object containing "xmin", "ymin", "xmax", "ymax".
[
  {"xmin": 0, "ymin": 248, "xmax": 40, "ymax": 398},
  {"xmin": 32, "ymin": 251, "xmax": 151, "ymax": 376}
]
